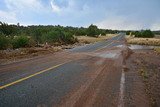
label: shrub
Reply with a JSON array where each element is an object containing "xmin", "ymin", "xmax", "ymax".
[
  {"xmin": 134, "ymin": 31, "xmax": 142, "ymax": 37},
  {"xmin": 141, "ymin": 30, "xmax": 154, "ymax": 38},
  {"xmin": 63, "ymin": 32, "xmax": 77, "ymax": 44},
  {"xmin": 0, "ymin": 34, "xmax": 10, "ymax": 50},
  {"xmin": 41, "ymin": 30, "xmax": 77, "ymax": 45},
  {"xmin": 126, "ymin": 31, "xmax": 131, "ymax": 35},
  {"xmin": 87, "ymin": 24, "xmax": 99, "ymax": 37},
  {"xmin": 12, "ymin": 35, "xmax": 29, "ymax": 48},
  {"xmin": 134, "ymin": 30, "xmax": 154, "ymax": 38},
  {"xmin": 41, "ymin": 30, "xmax": 63, "ymax": 44}
]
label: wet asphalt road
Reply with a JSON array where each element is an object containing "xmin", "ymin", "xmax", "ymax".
[{"xmin": 0, "ymin": 33, "xmax": 125, "ymax": 107}]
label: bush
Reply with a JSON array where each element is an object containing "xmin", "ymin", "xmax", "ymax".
[
  {"xmin": 134, "ymin": 31, "xmax": 142, "ymax": 37},
  {"xmin": 141, "ymin": 30, "xmax": 154, "ymax": 38},
  {"xmin": 126, "ymin": 31, "xmax": 131, "ymax": 35},
  {"xmin": 63, "ymin": 32, "xmax": 77, "ymax": 44},
  {"xmin": 41, "ymin": 30, "xmax": 77, "ymax": 45},
  {"xmin": 41, "ymin": 30, "xmax": 63, "ymax": 44},
  {"xmin": 87, "ymin": 24, "xmax": 99, "ymax": 37},
  {"xmin": 12, "ymin": 35, "xmax": 29, "ymax": 48},
  {"xmin": 0, "ymin": 34, "xmax": 10, "ymax": 50},
  {"xmin": 134, "ymin": 30, "xmax": 154, "ymax": 38}
]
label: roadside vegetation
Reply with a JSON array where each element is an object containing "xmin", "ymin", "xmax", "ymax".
[
  {"xmin": 154, "ymin": 47, "xmax": 160, "ymax": 54},
  {"xmin": 126, "ymin": 30, "xmax": 160, "ymax": 46},
  {"xmin": 77, "ymin": 34, "xmax": 116, "ymax": 44},
  {"xmin": 126, "ymin": 37, "xmax": 160, "ymax": 46},
  {"xmin": 126, "ymin": 30, "xmax": 155, "ymax": 38},
  {"xmin": 0, "ymin": 22, "xmax": 119, "ymax": 50}
]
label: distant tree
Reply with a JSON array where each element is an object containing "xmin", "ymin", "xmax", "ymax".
[
  {"xmin": 134, "ymin": 30, "xmax": 154, "ymax": 38},
  {"xmin": 134, "ymin": 31, "xmax": 142, "ymax": 37},
  {"xmin": 126, "ymin": 31, "xmax": 131, "ymax": 35},
  {"xmin": 87, "ymin": 24, "xmax": 99, "ymax": 37},
  {"xmin": 141, "ymin": 30, "xmax": 154, "ymax": 38}
]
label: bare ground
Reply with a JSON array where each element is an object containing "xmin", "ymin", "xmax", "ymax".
[{"xmin": 125, "ymin": 49, "xmax": 160, "ymax": 107}]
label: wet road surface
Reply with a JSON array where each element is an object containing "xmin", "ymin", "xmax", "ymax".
[{"xmin": 0, "ymin": 33, "xmax": 149, "ymax": 107}]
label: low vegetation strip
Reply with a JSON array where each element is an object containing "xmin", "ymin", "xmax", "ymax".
[
  {"xmin": 77, "ymin": 34, "xmax": 116, "ymax": 44},
  {"xmin": 126, "ymin": 37, "xmax": 160, "ymax": 46}
]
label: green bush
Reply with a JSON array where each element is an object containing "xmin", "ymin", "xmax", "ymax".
[
  {"xmin": 63, "ymin": 32, "xmax": 77, "ymax": 44},
  {"xmin": 126, "ymin": 31, "xmax": 131, "ymax": 35},
  {"xmin": 141, "ymin": 30, "xmax": 154, "ymax": 38},
  {"xmin": 134, "ymin": 31, "xmax": 142, "ymax": 37},
  {"xmin": 42, "ymin": 30, "xmax": 63, "ymax": 44},
  {"xmin": 87, "ymin": 24, "xmax": 99, "ymax": 37},
  {"xmin": 134, "ymin": 30, "xmax": 154, "ymax": 38},
  {"xmin": 0, "ymin": 34, "xmax": 10, "ymax": 50},
  {"xmin": 12, "ymin": 35, "xmax": 29, "ymax": 48},
  {"xmin": 41, "ymin": 30, "xmax": 77, "ymax": 45}
]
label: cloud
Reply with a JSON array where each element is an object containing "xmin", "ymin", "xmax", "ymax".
[
  {"xmin": 0, "ymin": 0, "xmax": 50, "ymax": 24},
  {"xmin": 5, "ymin": 0, "xmax": 46, "ymax": 13},
  {"xmin": 0, "ymin": 10, "xmax": 17, "ymax": 23},
  {"xmin": 95, "ymin": 13, "xmax": 139, "ymax": 30},
  {"xmin": 50, "ymin": 0, "xmax": 61, "ymax": 13},
  {"xmin": 151, "ymin": 22, "xmax": 160, "ymax": 31}
]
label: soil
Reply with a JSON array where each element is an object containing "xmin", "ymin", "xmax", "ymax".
[
  {"xmin": 0, "ymin": 43, "xmax": 85, "ymax": 65},
  {"xmin": 126, "ymin": 49, "xmax": 160, "ymax": 107}
]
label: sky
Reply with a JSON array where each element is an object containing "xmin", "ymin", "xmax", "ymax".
[{"xmin": 0, "ymin": 0, "xmax": 160, "ymax": 30}]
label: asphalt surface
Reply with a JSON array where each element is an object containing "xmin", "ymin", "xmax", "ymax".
[{"xmin": 0, "ymin": 33, "xmax": 128, "ymax": 107}]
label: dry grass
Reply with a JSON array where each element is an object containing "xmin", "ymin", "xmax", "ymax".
[
  {"xmin": 126, "ymin": 36, "xmax": 160, "ymax": 46},
  {"xmin": 154, "ymin": 47, "xmax": 160, "ymax": 54},
  {"xmin": 77, "ymin": 34, "xmax": 116, "ymax": 44}
]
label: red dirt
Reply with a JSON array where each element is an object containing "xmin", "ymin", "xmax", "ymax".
[{"xmin": 125, "ymin": 49, "xmax": 160, "ymax": 107}]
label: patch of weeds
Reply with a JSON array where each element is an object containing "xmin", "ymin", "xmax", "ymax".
[
  {"xmin": 154, "ymin": 48, "xmax": 160, "ymax": 54},
  {"xmin": 139, "ymin": 68, "xmax": 148, "ymax": 80}
]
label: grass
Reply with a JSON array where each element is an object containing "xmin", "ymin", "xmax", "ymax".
[
  {"xmin": 77, "ymin": 34, "xmax": 116, "ymax": 44},
  {"xmin": 154, "ymin": 47, "xmax": 160, "ymax": 54},
  {"xmin": 139, "ymin": 68, "xmax": 148, "ymax": 80},
  {"xmin": 126, "ymin": 36, "xmax": 160, "ymax": 46}
]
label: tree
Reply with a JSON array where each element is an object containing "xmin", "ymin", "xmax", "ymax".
[
  {"xmin": 134, "ymin": 30, "xmax": 154, "ymax": 38},
  {"xmin": 87, "ymin": 24, "xmax": 99, "ymax": 37},
  {"xmin": 141, "ymin": 30, "xmax": 154, "ymax": 38}
]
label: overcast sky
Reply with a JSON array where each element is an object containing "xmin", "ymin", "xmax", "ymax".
[{"xmin": 0, "ymin": 0, "xmax": 160, "ymax": 30}]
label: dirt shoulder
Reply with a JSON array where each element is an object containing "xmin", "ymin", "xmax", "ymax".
[{"xmin": 126, "ymin": 49, "xmax": 160, "ymax": 106}]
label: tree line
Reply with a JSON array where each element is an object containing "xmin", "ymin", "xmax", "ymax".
[
  {"xmin": 0, "ymin": 22, "xmax": 118, "ymax": 50},
  {"xmin": 0, "ymin": 21, "xmax": 156, "ymax": 50},
  {"xmin": 126, "ymin": 30, "xmax": 155, "ymax": 38}
]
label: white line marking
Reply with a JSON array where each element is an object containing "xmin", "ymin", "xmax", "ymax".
[{"xmin": 118, "ymin": 70, "xmax": 125, "ymax": 107}]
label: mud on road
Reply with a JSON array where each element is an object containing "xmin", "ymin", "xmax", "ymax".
[{"xmin": 1, "ymin": 34, "xmax": 160, "ymax": 107}]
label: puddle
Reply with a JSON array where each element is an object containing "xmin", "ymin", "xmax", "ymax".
[
  {"xmin": 97, "ymin": 52, "xmax": 120, "ymax": 59},
  {"xmin": 116, "ymin": 45, "xmax": 124, "ymax": 48},
  {"xmin": 129, "ymin": 45, "xmax": 159, "ymax": 50}
]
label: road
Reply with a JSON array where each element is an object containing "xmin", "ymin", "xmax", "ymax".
[{"xmin": 0, "ymin": 34, "xmax": 149, "ymax": 107}]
